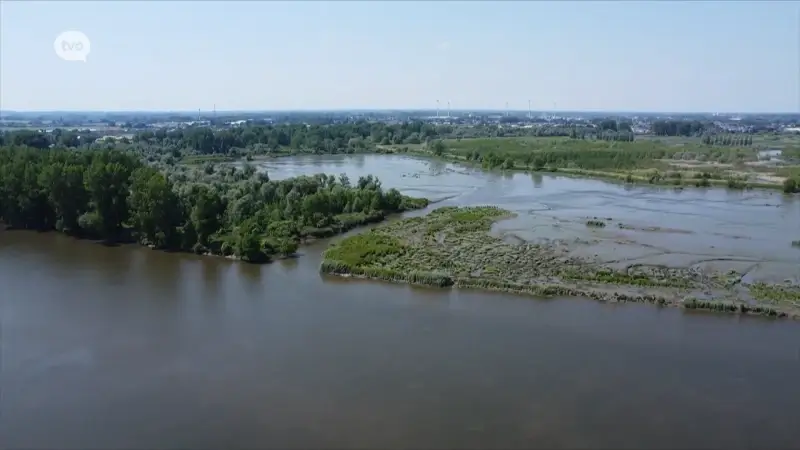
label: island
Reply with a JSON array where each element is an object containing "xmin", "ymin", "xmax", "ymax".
[{"xmin": 321, "ymin": 206, "xmax": 800, "ymax": 319}]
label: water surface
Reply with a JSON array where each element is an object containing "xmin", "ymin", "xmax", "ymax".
[{"xmin": 3, "ymin": 154, "xmax": 800, "ymax": 449}]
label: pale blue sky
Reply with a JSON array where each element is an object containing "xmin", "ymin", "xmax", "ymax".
[{"xmin": 1, "ymin": 1, "xmax": 798, "ymax": 112}]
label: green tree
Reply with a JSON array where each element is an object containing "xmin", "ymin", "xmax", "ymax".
[
  {"xmin": 128, "ymin": 167, "xmax": 182, "ymax": 248},
  {"xmin": 85, "ymin": 159, "xmax": 135, "ymax": 238},
  {"xmin": 39, "ymin": 163, "xmax": 88, "ymax": 233},
  {"xmin": 431, "ymin": 140, "xmax": 446, "ymax": 156}
]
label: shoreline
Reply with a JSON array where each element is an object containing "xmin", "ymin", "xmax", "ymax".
[
  {"xmin": 196, "ymin": 148, "xmax": 795, "ymax": 193},
  {"xmin": 320, "ymin": 206, "xmax": 800, "ymax": 320},
  {"xmin": 414, "ymin": 151, "xmax": 791, "ymax": 192},
  {"xmin": 0, "ymin": 203, "xmax": 429, "ymax": 264},
  {"xmin": 322, "ymin": 271, "xmax": 795, "ymax": 320}
]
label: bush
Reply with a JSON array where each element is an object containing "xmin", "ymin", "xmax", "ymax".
[{"xmin": 783, "ymin": 177, "xmax": 797, "ymax": 193}]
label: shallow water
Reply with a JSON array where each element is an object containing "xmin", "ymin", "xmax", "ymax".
[
  {"xmin": 251, "ymin": 154, "xmax": 800, "ymax": 282},
  {"xmin": 3, "ymin": 154, "xmax": 800, "ymax": 449}
]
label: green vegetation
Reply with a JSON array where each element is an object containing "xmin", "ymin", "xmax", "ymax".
[
  {"xmin": 586, "ymin": 220, "xmax": 606, "ymax": 228},
  {"xmin": 652, "ymin": 120, "xmax": 707, "ymax": 137},
  {"xmin": 321, "ymin": 206, "xmax": 799, "ymax": 319},
  {"xmin": 682, "ymin": 298, "xmax": 783, "ymax": 317},
  {"xmin": 699, "ymin": 134, "xmax": 753, "ymax": 146},
  {"xmin": 8, "ymin": 120, "xmax": 799, "ymax": 192},
  {"xmin": 783, "ymin": 177, "xmax": 798, "ymax": 193},
  {"xmin": 0, "ymin": 146, "xmax": 428, "ymax": 262},
  {"xmin": 747, "ymin": 283, "xmax": 800, "ymax": 310},
  {"xmin": 442, "ymin": 137, "xmax": 755, "ymax": 171},
  {"xmin": 413, "ymin": 135, "xmax": 800, "ymax": 192}
]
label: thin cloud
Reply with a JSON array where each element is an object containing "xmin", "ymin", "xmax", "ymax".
[{"xmin": 436, "ymin": 41, "xmax": 451, "ymax": 51}]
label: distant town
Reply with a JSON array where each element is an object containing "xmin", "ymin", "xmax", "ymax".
[{"xmin": 1, "ymin": 110, "xmax": 799, "ymax": 145}]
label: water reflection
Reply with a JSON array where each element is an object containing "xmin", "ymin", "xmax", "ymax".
[
  {"xmin": 427, "ymin": 158, "xmax": 447, "ymax": 174},
  {"xmin": 278, "ymin": 255, "xmax": 300, "ymax": 272},
  {"xmin": 234, "ymin": 260, "xmax": 265, "ymax": 297},
  {"xmin": 531, "ymin": 172, "xmax": 543, "ymax": 188},
  {"xmin": 201, "ymin": 258, "xmax": 223, "ymax": 300},
  {"xmin": 353, "ymin": 154, "xmax": 366, "ymax": 169}
]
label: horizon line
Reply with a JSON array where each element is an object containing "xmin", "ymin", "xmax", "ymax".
[{"xmin": 1, "ymin": 108, "xmax": 797, "ymax": 115}]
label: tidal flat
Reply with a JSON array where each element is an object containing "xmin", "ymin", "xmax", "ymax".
[{"xmin": 321, "ymin": 205, "xmax": 800, "ymax": 318}]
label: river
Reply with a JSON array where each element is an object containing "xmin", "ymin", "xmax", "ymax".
[{"xmin": 2, "ymin": 154, "xmax": 799, "ymax": 449}]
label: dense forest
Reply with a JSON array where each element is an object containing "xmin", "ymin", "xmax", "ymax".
[
  {"xmin": 0, "ymin": 121, "xmax": 641, "ymax": 156},
  {"xmin": 0, "ymin": 146, "xmax": 428, "ymax": 262},
  {"xmin": 0, "ymin": 123, "xmax": 450, "ymax": 153},
  {"xmin": 1, "ymin": 123, "xmax": 452, "ymax": 154}
]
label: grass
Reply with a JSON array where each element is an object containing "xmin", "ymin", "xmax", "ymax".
[
  {"xmin": 748, "ymin": 283, "xmax": 800, "ymax": 307},
  {"xmin": 323, "ymin": 233, "xmax": 405, "ymax": 267}
]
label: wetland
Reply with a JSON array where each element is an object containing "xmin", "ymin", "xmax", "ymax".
[
  {"xmin": 3, "ymin": 153, "xmax": 800, "ymax": 449},
  {"xmin": 287, "ymin": 154, "xmax": 800, "ymax": 318}
]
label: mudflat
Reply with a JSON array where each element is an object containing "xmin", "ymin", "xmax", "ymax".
[{"xmin": 321, "ymin": 205, "xmax": 800, "ymax": 318}]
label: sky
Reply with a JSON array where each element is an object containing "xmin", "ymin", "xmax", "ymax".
[{"xmin": 1, "ymin": 0, "xmax": 798, "ymax": 113}]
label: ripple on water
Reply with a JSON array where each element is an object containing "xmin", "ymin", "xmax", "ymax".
[{"xmin": 250, "ymin": 154, "xmax": 800, "ymax": 283}]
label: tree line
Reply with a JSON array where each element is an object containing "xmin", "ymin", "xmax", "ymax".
[
  {"xmin": 0, "ymin": 128, "xmax": 106, "ymax": 149},
  {"xmin": 464, "ymin": 145, "xmax": 671, "ymax": 171},
  {"xmin": 133, "ymin": 122, "xmax": 453, "ymax": 154},
  {"xmin": 592, "ymin": 119, "xmax": 633, "ymax": 133},
  {"xmin": 1, "ymin": 120, "xmax": 647, "ymax": 157},
  {"xmin": 700, "ymin": 133, "xmax": 753, "ymax": 146},
  {"xmin": 0, "ymin": 122, "xmax": 455, "ymax": 154},
  {"xmin": 568, "ymin": 128, "xmax": 635, "ymax": 142},
  {"xmin": 0, "ymin": 146, "xmax": 428, "ymax": 263},
  {"xmin": 651, "ymin": 120, "xmax": 707, "ymax": 137}
]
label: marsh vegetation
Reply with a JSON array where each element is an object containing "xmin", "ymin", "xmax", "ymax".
[
  {"xmin": 322, "ymin": 206, "xmax": 799, "ymax": 318},
  {"xmin": 416, "ymin": 135, "xmax": 800, "ymax": 192}
]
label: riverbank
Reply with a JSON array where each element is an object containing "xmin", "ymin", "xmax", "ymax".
[
  {"xmin": 320, "ymin": 206, "xmax": 800, "ymax": 319},
  {"xmin": 426, "ymin": 151, "xmax": 789, "ymax": 192},
  {"xmin": 2, "ymin": 201, "xmax": 431, "ymax": 264},
  {"xmin": 372, "ymin": 142, "xmax": 799, "ymax": 193},
  {"xmin": 182, "ymin": 141, "xmax": 797, "ymax": 193}
]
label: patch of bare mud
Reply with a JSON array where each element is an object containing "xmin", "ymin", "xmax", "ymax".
[
  {"xmin": 567, "ymin": 241, "xmax": 664, "ymax": 265},
  {"xmin": 742, "ymin": 263, "xmax": 800, "ymax": 285},
  {"xmin": 616, "ymin": 223, "xmax": 694, "ymax": 234},
  {"xmin": 750, "ymin": 174, "xmax": 786, "ymax": 184},
  {"xmin": 324, "ymin": 206, "xmax": 800, "ymax": 319},
  {"xmin": 662, "ymin": 160, "xmax": 733, "ymax": 169},
  {"xmin": 690, "ymin": 260, "xmax": 761, "ymax": 277},
  {"xmin": 711, "ymin": 232, "xmax": 752, "ymax": 240}
]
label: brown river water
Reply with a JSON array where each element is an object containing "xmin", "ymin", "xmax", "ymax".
[{"xmin": 2, "ymin": 155, "xmax": 800, "ymax": 449}]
